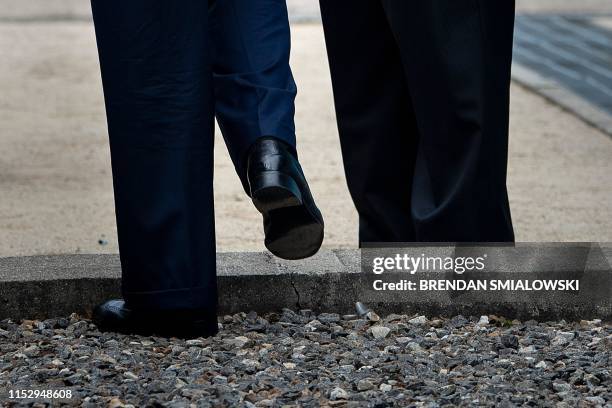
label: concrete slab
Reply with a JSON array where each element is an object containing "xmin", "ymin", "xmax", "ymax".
[
  {"xmin": 0, "ymin": 0, "xmax": 90, "ymax": 21},
  {"xmin": 2, "ymin": 23, "xmax": 612, "ymax": 257}
]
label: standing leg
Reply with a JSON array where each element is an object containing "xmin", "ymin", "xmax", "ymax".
[
  {"xmin": 382, "ymin": 0, "xmax": 515, "ymax": 242},
  {"xmin": 91, "ymin": 0, "xmax": 217, "ymax": 336},
  {"xmin": 320, "ymin": 0, "xmax": 419, "ymax": 244}
]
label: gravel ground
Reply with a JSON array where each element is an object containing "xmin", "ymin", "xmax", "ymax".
[{"xmin": 0, "ymin": 310, "xmax": 610, "ymax": 407}]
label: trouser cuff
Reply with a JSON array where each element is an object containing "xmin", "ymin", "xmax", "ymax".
[{"xmin": 124, "ymin": 285, "xmax": 217, "ymax": 312}]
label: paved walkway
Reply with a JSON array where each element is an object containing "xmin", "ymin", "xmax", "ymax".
[
  {"xmin": 514, "ymin": 16, "xmax": 612, "ymax": 115},
  {"xmin": 0, "ymin": 13, "xmax": 611, "ymax": 257}
]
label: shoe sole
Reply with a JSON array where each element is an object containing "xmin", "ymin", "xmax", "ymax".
[{"xmin": 250, "ymin": 171, "xmax": 324, "ymax": 260}]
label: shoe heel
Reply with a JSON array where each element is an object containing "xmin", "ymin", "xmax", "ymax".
[{"xmin": 250, "ymin": 171, "xmax": 303, "ymax": 214}]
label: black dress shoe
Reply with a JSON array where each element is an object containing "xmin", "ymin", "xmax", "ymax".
[
  {"xmin": 92, "ymin": 299, "xmax": 218, "ymax": 339},
  {"xmin": 247, "ymin": 137, "xmax": 324, "ymax": 260}
]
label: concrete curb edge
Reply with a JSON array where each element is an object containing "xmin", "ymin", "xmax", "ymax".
[{"xmin": 1, "ymin": 250, "xmax": 610, "ymax": 322}]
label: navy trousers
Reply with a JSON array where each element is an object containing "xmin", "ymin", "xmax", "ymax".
[
  {"xmin": 320, "ymin": 0, "xmax": 516, "ymax": 244},
  {"xmin": 91, "ymin": 0, "xmax": 296, "ymax": 311}
]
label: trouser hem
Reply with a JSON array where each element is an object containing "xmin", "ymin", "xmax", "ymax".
[{"xmin": 124, "ymin": 285, "xmax": 217, "ymax": 311}]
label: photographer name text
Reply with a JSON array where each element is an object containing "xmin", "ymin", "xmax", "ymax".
[{"xmin": 372, "ymin": 279, "xmax": 579, "ymax": 291}]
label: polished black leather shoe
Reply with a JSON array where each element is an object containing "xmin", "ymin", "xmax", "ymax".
[
  {"xmin": 92, "ymin": 299, "xmax": 218, "ymax": 339},
  {"xmin": 247, "ymin": 137, "xmax": 324, "ymax": 260}
]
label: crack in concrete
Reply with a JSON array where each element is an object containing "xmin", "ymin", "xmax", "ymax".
[
  {"xmin": 269, "ymin": 255, "xmax": 303, "ymax": 311},
  {"xmin": 289, "ymin": 277, "xmax": 302, "ymax": 311}
]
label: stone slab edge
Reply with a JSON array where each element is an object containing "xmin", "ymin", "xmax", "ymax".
[{"xmin": 0, "ymin": 250, "xmax": 610, "ymax": 322}]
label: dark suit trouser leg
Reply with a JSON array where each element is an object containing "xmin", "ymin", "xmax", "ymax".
[
  {"xmin": 210, "ymin": 0, "xmax": 297, "ymax": 192},
  {"xmin": 319, "ymin": 1, "xmax": 419, "ymax": 243},
  {"xmin": 91, "ymin": 0, "xmax": 217, "ymax": 311},
  {"xmin": 320, "ymin": 0, "xmax": 515, "ymax": 243}
]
